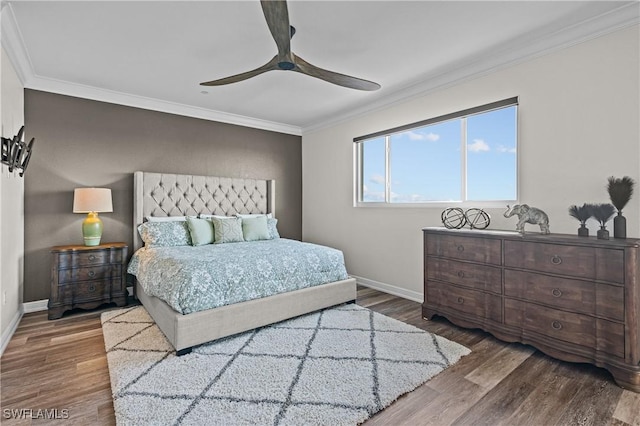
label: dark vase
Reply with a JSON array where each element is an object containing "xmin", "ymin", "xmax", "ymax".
[
  {"xmin": 578, "ymin": 223, "xmax": 589, "ymax": 237},
  {"xmin": 614, "ymin": 211, "xmax": 627, "ymax": 239},
  {"xmin": 597, "ymin": 225, "xmax": 610, "ymax": 240}
]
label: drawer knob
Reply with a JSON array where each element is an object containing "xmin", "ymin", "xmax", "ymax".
[
  {"xmin": 551, "ymin": 320, "xmax": 563, "ymax": 330},
  {"xmin": 551, "ymin": 288, "xmax": 562, "ymax": 298},
  {"xmin": 550, "ymin": 255, "xmax": 562, "ymax": 265},
  {"xmin": 457, "ymin": 271, "xmax": 465, "ymax": 278},
  {"xmin": 88, "ymin": 270, "xmax": 96, "ymax": 278},
  {"xmin": 457, "ymin": 245, "xmax": 465, "ymax": 252},
  {"xmin": 88, "ymin": 254, "xmax": 96, "ymax": 261},
  {"xmin": 457, "ymin": 297, "xmax": 464, "ymax": 304},
  {"xmin": 88, "ymin": 284, "xmax": 96, "ymax": 292}
]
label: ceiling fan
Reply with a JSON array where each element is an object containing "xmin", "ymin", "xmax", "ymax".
[{"xmin": 200, "ymin": 0, "xmax": 381, "ymax": 91}]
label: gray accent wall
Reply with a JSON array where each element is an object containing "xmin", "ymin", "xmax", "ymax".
[{"xmin": 24, "ymin": 90, "xmax": 302, "ymax": 302}]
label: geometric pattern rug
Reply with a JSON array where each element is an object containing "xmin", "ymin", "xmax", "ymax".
[{"xmin": 101, "ymin": 304, "xmax": 470, "ymax": 425}]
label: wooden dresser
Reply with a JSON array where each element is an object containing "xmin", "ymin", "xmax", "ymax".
[
  {"xmin": 48, "ymin": 242, "xmax": 128, "ymax": 320},
  {"xmin": 423, "ymin": 227, "xmax": 640, "ymax": 392}
]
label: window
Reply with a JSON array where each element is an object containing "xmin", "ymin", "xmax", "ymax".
[{"xmin": 355, "ymin": 97, "xmax": 518, "ymax": 205}]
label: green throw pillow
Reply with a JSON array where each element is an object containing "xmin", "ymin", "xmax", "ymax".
[
  {"xmin": 186, "ymin": 217, "xmax": 214, "ymax": 246},
  {"xmin": 242, "ymin": 216, "xmax": 271, "ymax": 241},
  {"xmin": 211, "ymin": 216, "xmax": 244, "ymax": 244}
]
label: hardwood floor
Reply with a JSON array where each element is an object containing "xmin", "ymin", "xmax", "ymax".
[{"xmin": 1, "ymin": 286, "xmax": 639, "ymax": 425}]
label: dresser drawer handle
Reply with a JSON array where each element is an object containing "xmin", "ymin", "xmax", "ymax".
[
  {"xmin": 88, "ymin": 284, "xmax": 96, "ymax": 292},
  {"xmin": 551, "ymin": 288, "xmax": 563, "ymax": 298},
  {"xmin": 457, "ymin": 271, "xmax": 465, "ymax": 278},
  {"xmin": 457, "ymin": 245, "xmax": 465, "ymax": 252},
  {"xmin": 550, "ymin": 255, "xmax": 562, "ymax": 265},
  {"xmin": 457, "ymin": 297, "xmax": 464, "ymax": 304},
  {"xmin": 88, "ymin": 254, "xmax": 96, "ymax": 261},
  {"xmin": 551, "ymin": 320, "xmax": 563, "ymax": 330},
  {"xmin": 88, "ymin": 270, "xmax": 96, "ymax": 278}
]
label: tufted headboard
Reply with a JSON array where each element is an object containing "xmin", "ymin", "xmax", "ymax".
[{"xmin": 133, "ymin": 171, "xmax": 275, "ymax": 251}]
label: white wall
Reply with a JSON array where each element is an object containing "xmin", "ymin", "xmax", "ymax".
[
  {"xmin": 0, "ymin": 42, "xmax": 25, "ymax": 354},
  {"xmin": 302, "ymin": 25, "xmax": 640, "ymax": 301}
]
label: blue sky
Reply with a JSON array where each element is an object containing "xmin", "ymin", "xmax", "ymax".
[{"xmin": 362, "ymin": 106, "xmax": 517, "ymax": 203}]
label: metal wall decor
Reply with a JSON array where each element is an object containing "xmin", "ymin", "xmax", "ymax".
[
  {"xmin": 1, "ymin": 126, "xmax": 34, "ymax": 177},
  {"xmin": 441, "ymin": 207, "xmax": 491, "ymax": 229}
]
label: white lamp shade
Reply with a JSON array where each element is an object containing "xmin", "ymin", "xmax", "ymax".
[{"xmin": 73, "ymin": 188, "xmax": 113, "ymax": 213}]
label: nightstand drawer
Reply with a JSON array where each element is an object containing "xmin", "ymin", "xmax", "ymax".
[
  {"xmin": 58, "ymin": 250, "xmax": 121, "ymax": 267},
  {"xmin": 504, "ymin": 269, "xmax": 624, "ymax": 321},
  {"xmin": 60, "ymin": 280, "xmax": 120, "ymax": 304},
  {"xmin": 58, "ymin": 265, "xmax": 121, "ymax": 284}
]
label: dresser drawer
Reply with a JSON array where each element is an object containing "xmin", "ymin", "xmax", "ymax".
[
  {"xmin": 504, "ymin": 299, "xmax": 624, "ymax": 358},
  {"xmin": 426, "ymin": 281, "xmax": 502, "ymax": 323},
  {"xmin": 504, "ymin": 240, "xmax": 624, "ymax": 283},
  {"xmin": 427, "ymin": 258, "xmax": 502, "ymax": 293},
  {"xmin": 427, "ymin": 234, "xmax": 501, "ymax": 265},
  {"xmin": 58, "ymin": 250, "xmax": 122, "ymax": 267},
  {"xmin": 504, "ymin": 270, "xmax": 624, "ymax": 321},
  {"xmin": 58, "ymin": 265, "xmax": 121, "ymax": 284}
]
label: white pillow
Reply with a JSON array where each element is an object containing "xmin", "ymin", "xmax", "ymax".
[
  {"xmin": 236, "ymin": 213, "xmax": 273, "ymax": 219},
  {"xmin": 145, "ymin": 216, "xmax": 188, "ymax": 222},
  {"xmin": 199, "ymin": 214, "xmax": 232, "ymax": 220}
]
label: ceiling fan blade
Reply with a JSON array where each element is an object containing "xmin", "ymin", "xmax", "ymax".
[
  {"xmin": 260, "ymin": 0, "xmax": 292, "ymax": 59},
  {"xmin": 200, "ymin": 56, "xmax": 279, "ymax": 86},
  {"xmin": 293, "ymin": 55, "xmax": 381, "ymax": 91}
]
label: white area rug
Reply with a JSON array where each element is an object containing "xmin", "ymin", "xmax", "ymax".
[{"xmin": 102, "ymin": 304, "xmax": 470, "ymax": 425}]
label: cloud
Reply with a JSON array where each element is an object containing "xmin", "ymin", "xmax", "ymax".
[
  {"xmin": 363, "ymin": 186, "xmax": 385, "ymax": 202},
  {"xmin": 497, "ymin": 145, "xmax": 516, "ymax": 154},
  {"xmin": 468, "ymin": 139, "xmax": 490, "ymax": 152},
  {"xmin": 403, "ymin": 130, "xmax": 440, "ymax": 142},
  {"xmin": 369, "ymin": 174, "xmax": 385, "ymax": 185}
]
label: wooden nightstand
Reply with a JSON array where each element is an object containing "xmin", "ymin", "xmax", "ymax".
[{"xmin": 48, "ymin": 242, "xmax": 128, "ymax": 320}]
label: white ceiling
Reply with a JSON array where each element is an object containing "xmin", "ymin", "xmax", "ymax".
[{"xmin": 2, "ymin": 1, "xmax": 639, "ymax": 135}]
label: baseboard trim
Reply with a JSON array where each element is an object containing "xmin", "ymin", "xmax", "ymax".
[
  {"xmin": 23, "ymin": 299, "xmax": 48, "ymax": 313},
  {"xmin": 351, "ymin": 275, "xmax": 423, "ymax": 303},
  {"xmin": 0, "ymin": 308, "xmax": 23, "ymax": 357}
]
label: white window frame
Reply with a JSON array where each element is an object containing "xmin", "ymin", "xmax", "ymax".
[{"xmin": 354, "ymin": 97, "xmax": 518, "ymax": 208}]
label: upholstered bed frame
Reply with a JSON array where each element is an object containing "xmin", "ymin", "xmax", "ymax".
[{"xmin": 132, "ymin": 171, "xmax": 356, "ymax": 355}]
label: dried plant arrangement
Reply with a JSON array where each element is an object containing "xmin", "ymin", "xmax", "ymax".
[
  {"xmin": 607, "ymin": 176, "xmax": 635, "ymax": 211},
  {"xmin": 591, "ymin": 203, "xmax": 616, "ymax": 240},
  {"xmin": 568, "ymin": 203, "xmax": 594, "ymax": 236},
  {"xmin": 607, "ymin": 176, "xmax": 635, "ymax": 239}
]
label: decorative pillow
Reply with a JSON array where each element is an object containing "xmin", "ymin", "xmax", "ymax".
[
  {"xmin": 199, "ymin": 214, "xmax": 231, "ymax": 220},
  {"xmin": 211, "ymin": 216, "xmax": 244, "ymax": 244},
  {"xmin": 145, "ymin": 216, "xmax": 187, "ymax": 222},
  {"xmin": 241, "ymin": 216, "xmax": 271, "ymax": 241},
  {"xmin": 186, "ymin": 217, "xmax": 214, "ymax": 246},
  {"xmin": 236, "ymin": 213, "xmax": 273, "ymax": 219},
  {"xmin": 267, "ymin": 218, "xmax": 280, "ymax": 239},
  {"xmin": 138, "ymin": 221, "xmax": 192, "ymax": 247}
]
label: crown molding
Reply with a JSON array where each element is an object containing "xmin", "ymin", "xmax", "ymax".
[
  {"xmin": 25, "ymin": 75, "xmax": 303, "ymax": 135},
  {"xmin": 302, "ymin": 2, "xmax": 640, "ymax": 134}
]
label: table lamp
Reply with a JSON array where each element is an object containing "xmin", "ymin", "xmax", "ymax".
[{"xmin": 73, "ymin": 188, "xmax": 113, "ymax": 246}]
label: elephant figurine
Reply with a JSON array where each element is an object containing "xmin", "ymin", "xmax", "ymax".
[{"xmin": 504, "ymin": 204, "xmax": 550, "ymax": 234}]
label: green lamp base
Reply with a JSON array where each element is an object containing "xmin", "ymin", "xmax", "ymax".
[{"xmin": 82, "ymin": 212, "xmax": 103, "ymax": 246}]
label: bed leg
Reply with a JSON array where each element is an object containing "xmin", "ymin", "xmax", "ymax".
[{"xmin": 176, "ymin": 347, "xmax": 192, "ymax": 356}]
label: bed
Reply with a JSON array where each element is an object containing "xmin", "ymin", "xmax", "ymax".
[{"xmin": 129, "ymin": 171, "xmax": 357, "ymax": 355}]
